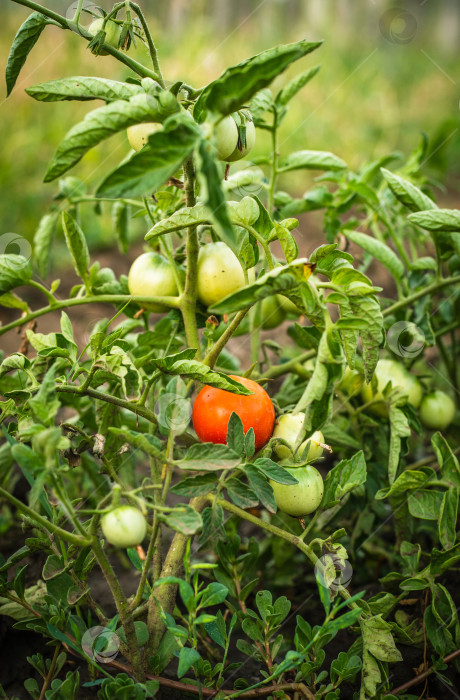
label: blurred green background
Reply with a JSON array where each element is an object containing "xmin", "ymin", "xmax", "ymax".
[{"xmin": 1, "ymin": 0, "xmax": 459, "ymax": 244}]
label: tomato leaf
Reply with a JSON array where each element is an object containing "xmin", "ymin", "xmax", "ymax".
[
  {"xmin": 194, "ymin": 39, "xmax": 322, "ymax": 121},
  {"xmin": 26, "ymin": 76, "xmax": 143, "ymax": 102},
  {"xmin": 244, "ymin": 465, "xmax": 276, "ymax": 513},
  {"xmin": 343, "ymin": 229, "xmax": 405, "ymax": 280},
  {"xmin": 278, "ymin": 150, "xmax": 346, "ymax": 173},
  {"xmin": 195, "ymin": 139, "xmax": 239, "ymax": 254},
  {"xmin": 226, "ymin": 478, "xmax": 259, "ymax": 509},
  {"xmin": 438, "ymin": 488, "xmax": 458, "ymax": 550},
  {"xmin": 322, "ymin": 451, "xmax": 367, "ymax": 509},
  {"xmin": 276, "ymin": 65, "xmax": 321, "ymax": 107},
  {"xmin": 5, "ymin": 12, "xmax": 51, "ymax": 97},
  {"xmin": 408, "ymin": 489, "xmax": 444, "ymax": 521},
  {"xmin": 208, "ymin": 259, "xmax": 312, "ymax": 315},
  {"xmin": 0, "ymin": 255, "xmax": 32, "ymax": 294},
  {"xmin": 33, "ymin": 212, "xmax": 58, "ymax": 278},
  {"xmin": 408, "ymin": 208, "xmax": 460, "ymax": 232},
  {"xmin": 253, "ymin": 458, "xmax": 298, "ymax": 485},
  {"xmin": 153, "ymin": 354, "xmax": 252, "ymax": 395},
  {"xmin": 61, "ymin": 212, "xmax": 90, "ymax": 288},
  {"xmin": 45, "ymin": 92, "xmax": 180, "ymax": 182},
  {"xmin": 381, "ymin": 168, "xmax": 437, "ymax": 212},
  {"xmin": 96, "ymin": 115, "xmax": 198, "ymax": 199},
  {"xmin": 177, "ymin": 443, "xmax": 240, "ymax": 471},
  {"xmin": 171, "ymin": 473, "xmax": 218, "ymax": 497},
  {"xmin": 160, "ymin": 505, "xmax": 203, "ymax": 535}
]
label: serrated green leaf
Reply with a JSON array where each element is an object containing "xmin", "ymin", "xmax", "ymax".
[{"xmin": 26, "ymin": 76, "xmax": 143, "ymax": 102}]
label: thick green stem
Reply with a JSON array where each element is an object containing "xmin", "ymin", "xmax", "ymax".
[
  {"xmin": 180, "ymin": 157, "xmax": 202, "ymax": 358},
  {"xmin": 55, "ymin": 385, "xmax": 157, "ymax": 424},
  {"xmin": 0, "ymin": 486, "xmax": 90, "ymax": 547},
  {"xmin": 91, "ymin": 538, "xmax": 144, "ymax": 680},
  {"xmin": 0, "ymin": 293, "xmax": 180, "ymax": 337},
  {"xmin": 203, "ymin": 309, "xmax": 250, "ymax": 368},
  {"xmin": 147, "ymin": 496, "xmax": 207, "ymax": 654},
  {"xmin": 262, "ymin": 349, "xmax": 316, "ymax": 379}
]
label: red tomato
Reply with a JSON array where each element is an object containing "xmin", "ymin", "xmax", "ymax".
[{"xmin": 192, "ymin": 375, "xmax": 275, "ymax": 450}]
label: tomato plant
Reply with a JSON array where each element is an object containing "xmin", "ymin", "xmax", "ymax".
[{"xmin": 1, "ymin": 1, "xmax": 459, "ymax": 697}]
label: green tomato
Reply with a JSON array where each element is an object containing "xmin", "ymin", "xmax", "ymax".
[
  {"xmin": 88, "ymin": 18, "xmax": 121, "ymax": 54},
  {"xmin": 270, "ymin": 465, "xmax": 324, "ymax": 517},
  {"xmin": 337, "ymin": 367, "xmax": 364, "ymax": 396},
  {"xmin": 278, "ymin": 294, "xmax": 302, "ymax": 315},
  {"xmin": 215, "ymin": 115, "xmax": 239, "ymax": 161},
  {"xmin": 261, "ymin": 296, "xmax": 286, "ymax": 330},
  {"xmin": 101, "ymin": 506, "xmax": 147, "ymax": 548},
  {"xmin": 127, "ymin": 122, "xmax": 161, "ymax": 151},
  {"xmin": 226, "ymin": 119, "xmax": 256, "ymax": 162},
  {"xmin": 128, "ymin": 252, "xmax": 180, "ymax": 312},
  {"xmin": 361, "ymin": 359, "xmax": 422, "ymax": 417},
  {"xmin": 420, "ymin": 390, "xmax": 455, "ymax": 430},
  {"xmin": 197, "ymin": 242, "xmax": 246, "ymax": 307},
  {"xmin": 273, "ymin": 413, "xmax": 324, "ymax": 462}
]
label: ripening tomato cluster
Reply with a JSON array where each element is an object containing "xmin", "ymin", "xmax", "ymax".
[{"xmin": 339, "ymin": 358, "xmax": 455, "ymax": 432}]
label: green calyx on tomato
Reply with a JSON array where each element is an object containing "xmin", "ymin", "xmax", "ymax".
[
  {"xmin": 272, "ymin": 413, "xmax": 325, "ymax": 463},
  {"xmin": 361, "ymin": 358, "xmax": 422, "ymax": 417},
  {"xmin": 127, "ymin": 122, "xmax": 161, "ymax": 151},
  {"xmin": 197, "ymin": 242, "xmax": 247, "ymax": 307},
  {"xmin": 88, "ymin": 18, "xmax": 121, "ymax": 55},
  {"xmin": 270, "ymin": 465, "xmax": 324, "ymax": 517},
  {"xmin": 101, "ymin": 505, "xmax": 147, "ymax": 548},
  {"xmin": 419, "ymin": 390, "xmax": 455, "ymax": 430},
  {"xmin": 128, "ymin": 251, "xmax": 181, "ymax": 312},
  {"xmin": 192, "ymin": 375, "xmax": 275, "ymax": 451}
]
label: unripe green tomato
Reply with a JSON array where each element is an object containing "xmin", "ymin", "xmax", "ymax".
[
  {"xmin": 101, "ymin": 506, "xmax": 147, "ymax": 548},
  {"xmin": 337, "ymin": 367, "xmax": 364, "ymax": 396},
  {"xmin": 273, "ymin": 413, "xmax": 324, "ymax": 462},
  {"xmin": 361, "ymin": 359, "xmax": 422, "ymax": 417},
  {"xmin": 226, "ymin": 120, "xmax": 256, "ymax": 162},
  {"xmin": 261, "ymin": 296, "xmax": 286, "ymax": 330},
  {"xmin": 419, "ymin": 390, "xmax": 455, "ymax": 430},
  {"xmin": 270, "ymin": 465, "xmax": 324, "ymax": 516},
  {"xmin": 215, "ymin": 116, "xmax": 239, "ymax": 161},
  {"xmin": 128, "ymin": 252, "xmax": 179, "ymax": 312},
  {"xmin": 197, "ymin": 242, "xmax": 246, "ymax": 307},
  {"xmin": 278, "ymin": 295, "xmax": 302, "ymax": 315},
  {"xmin": 127, "ymin": 122, "xmax": 161, "ymax": 151},
  {"xmin": 88, "ymin": 18, "xmax": 121, "ymax": 54}
]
